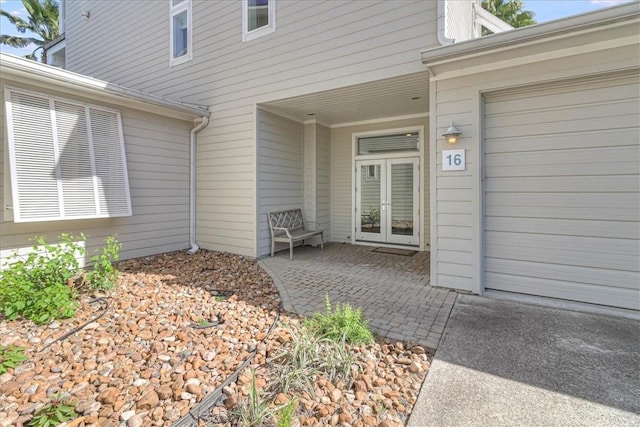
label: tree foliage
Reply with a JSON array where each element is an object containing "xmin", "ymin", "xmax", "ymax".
[
  {"xmin": 481, "ymin": 0, "xmax": 536, "ymax": 34},
  {"xmin": 0, "ymin": 0, "xmax": 59, "ymax": 62}
]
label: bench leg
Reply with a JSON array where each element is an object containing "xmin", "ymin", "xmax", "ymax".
[
  {"xmin": 320, "ymin": 233, "xmax": 324, "ymax": 250},
  {"xmin": 289, "ymin": 240, "xmax": 293, "ymax": 261},
  {"xmin": 271, "ymin": 239, "xmax": 275, "ymax": 257}
]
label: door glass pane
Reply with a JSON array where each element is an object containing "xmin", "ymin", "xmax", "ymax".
[
  {"xmin": 360, "ymin": 164, "xmax": 381, "ymax": 234},
  {"xmin": 390, "ymin": 163, "xmax": 413, "ymax": 236}
]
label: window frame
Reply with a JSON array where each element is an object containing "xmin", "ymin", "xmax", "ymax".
[
  {"xmin": 4, "ymin": 86, "xmax": 132, "ymax": 223},
  {"xmin": 170, "ymin": 0, "xmax": 192, "ymax": 67},
  {"xmin": 364, "ymin": 164, "xmax": 379, "ymax": 181},
  {"xmin": 242, "ymin": 0, "xmax": 276, "ymax": 42}
]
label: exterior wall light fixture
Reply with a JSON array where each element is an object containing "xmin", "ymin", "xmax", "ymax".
[{"xmin": 443, "ymin": 122, "xmax": 462, "ymax": 144}]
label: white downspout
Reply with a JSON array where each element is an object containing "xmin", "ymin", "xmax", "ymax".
[
  {"xmin": 188, "ymin": 116, "xmax": 210, "ymax": 254},
  {"xmin": 437, "ymin": 0, "xmax": 455, "ymax": 45}
]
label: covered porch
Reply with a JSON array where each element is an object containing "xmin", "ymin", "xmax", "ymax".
[
  {"xmin": 260, "ymin": 243, "xmax": 456, "ymax": 350},
  {"xmin": 255, "ymin": 71, "xmax": 431, "ymax": 259}
]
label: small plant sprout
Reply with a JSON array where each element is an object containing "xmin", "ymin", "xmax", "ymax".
[
  {"xmin": 28, "ymin": 394, "xmax": 77, "ymax": 427},
  {"xmin": 0, "ymin": 344, "xmax": 28, "ymax": 374}
]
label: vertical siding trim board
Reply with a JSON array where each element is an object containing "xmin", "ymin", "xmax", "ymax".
[
  {"xmin": 473, "ymin": 88, "xmax": 484, "ymax": 295},
  {"xmin": 429, "ymin": 79, "xmax": 439, "ymax": 290},
  {"xmin": 253, "ymin": 105, "xmax": 260, "ymax": 257}
]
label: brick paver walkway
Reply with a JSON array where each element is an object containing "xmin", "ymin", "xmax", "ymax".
[{"xmin": 260, "ymin": 243, "xmax": 457, "ymax": 350}]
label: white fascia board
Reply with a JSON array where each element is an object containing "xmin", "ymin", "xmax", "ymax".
[
  {"xmin": 0, "ymin": 53, "xmax": 209, "ymax": 120},
  {"xmin": 422, "ymin": 2, "xmax": 640, "ymax": 71}
]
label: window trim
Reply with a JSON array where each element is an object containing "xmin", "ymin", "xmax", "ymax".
[
  {"xmin": 242, "ymin": 0, "xmax": 276, "ymax": 42},
  {"xmin": 170, "ymin": 0, "xmax": 192, "ymax": 67},
  {"xmin": 364, "ymin": 165, "xmax": 379, "ymax": 180},
  {"xmin": 4, "ymin": 86, "xmax": 132, "ymax": 223}
]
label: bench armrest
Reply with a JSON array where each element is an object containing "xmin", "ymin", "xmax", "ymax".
[{"xmin": 271, "ymin": 226, "xmax": 293, "ymax": 239}]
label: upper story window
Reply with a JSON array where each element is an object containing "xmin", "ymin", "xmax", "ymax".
[
  {"xmin": 4, "ymin": 88, "xmax": 132, "ymax": 222},
  {"xmin": 242, "ymin": 0, "xmax": 276, "ymax": 42},
  {"xmin": 170, "ymin": 0, "xmax": 192, "ymax": 66}
]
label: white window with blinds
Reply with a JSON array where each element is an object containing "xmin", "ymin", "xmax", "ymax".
[{"xmin": 4, "ymin": 88, "xmax": 132, "ymax": 223}]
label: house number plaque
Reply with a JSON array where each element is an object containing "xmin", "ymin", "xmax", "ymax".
[{"xmin": 442, "ymin": 149, "xmax": 465, "ymax": 171}]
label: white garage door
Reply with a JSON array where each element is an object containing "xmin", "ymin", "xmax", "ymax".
[{"xmin": 483, "ymin": 72, "xmax": 640, "ymax": 310}]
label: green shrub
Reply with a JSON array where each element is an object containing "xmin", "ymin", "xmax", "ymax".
[
  {"xmin": 85, "ymin": 234, "xmax": 121, "ymax": 291},
  {"xmin": 0, "ymin": 234, "xmax": 121, "ymax": 324},
  {"xmin": 0, "ymin": 344, "xmax": 28, "ymax": 374},
  {"xmin": 305, "ymin": 295, "xmax": 374, "ymax": 345},
  {"xmin": 28, "ymin": 394, "xmax": 77, "ymax": 427},
  {"xmin": 0, "ymin": 234, "xmax": 82, "ymax": 324}
]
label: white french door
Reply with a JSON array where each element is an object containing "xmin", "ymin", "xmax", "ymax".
[{"xmin": 355, "ymin": 158, "xmax": 419, "ymax": 246}]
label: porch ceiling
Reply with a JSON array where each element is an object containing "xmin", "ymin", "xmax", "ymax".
[{"xmin": 261, "ymin": 71, "xmax": 429, "ymax": 126}]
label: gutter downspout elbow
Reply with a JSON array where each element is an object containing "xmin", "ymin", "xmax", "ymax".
[
  {"xmin": 437, "ymin": 0, "xmax": 455, "ymax": 45},
  {"xmin": 188, "ymin": 116, "xmax": 210, "ymax": 254}
]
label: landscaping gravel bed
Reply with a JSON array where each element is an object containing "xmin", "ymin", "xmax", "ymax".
[{"xmin": 0, "ymin": 250, "xmax": 430, "ymax": 426}]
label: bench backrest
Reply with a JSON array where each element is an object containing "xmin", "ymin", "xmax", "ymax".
[{"xmin": 267, "ymin": 209, "xmax": 305, "ymax": 236}]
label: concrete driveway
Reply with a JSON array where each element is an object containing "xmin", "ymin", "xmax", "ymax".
[{"xmin": 408, "ymin": 295, "xmax": 640, "ymax": 426}]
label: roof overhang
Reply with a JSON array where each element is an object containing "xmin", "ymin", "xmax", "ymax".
[
  {"xmin": 0, "ymin": 53, "xmax": 209, "ymax": 121},
  {"xmin": 422, "ymin": 2, "xmax": 640, "ymax": 79}
]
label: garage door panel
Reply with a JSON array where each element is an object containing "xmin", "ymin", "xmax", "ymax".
[
  {"xmin": 485, "ymin": 100, "xmax": 639, "ymax": 130},
  {"xmin": 486, "ymin": 231, "xmax": 639, "ymax": 259},
  {"xmin": 484, "ymin": 205, "xmax": 638, "ymax": 222},
  {"xmin": 485, "ymin": 176, "xmax": 638, "ymax": 192},
  {"xmin": 484, "ymin": 114, "xmax": 639, "ymax": 140},
  {"xmin": 485, "ymin": 192, "xmax": 639, "ymax": 210},
  {"xmin": 486, "ymin": 162, "xmax": 639, "ymax": 178},
  {"xmin": 485, "ymin": 272, "xmax": 640, "ymax": 311},
  {"xmin": 484, "ymin": 145, "xmax": 639, "ymax": 168},
  {"xmin": 485, "ymin": 216, "xmax": 638, "ymax": 239},
  {"xmin": 484, "ymin": 129, "xmax": 639, "ymax": 154},
  {"xmin": 485, "ymin": 81, "xmax": 638, "ymax": 115},
  {"xmin": 486, "ymin": 258, "xmax": 640, "ymax": 290}
]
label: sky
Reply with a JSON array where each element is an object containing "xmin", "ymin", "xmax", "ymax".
[{"xmin": 0, "ymin": 0, "xmax": 636, "ymax": 58}]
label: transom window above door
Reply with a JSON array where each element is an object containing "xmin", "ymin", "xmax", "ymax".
[
  {"xmin": 357, "ymin": 132, "xmax": 419, "ymax": 155},
  {"xmin": 243, "ymin": 0, "xmax": 276, "ymax": 42}
]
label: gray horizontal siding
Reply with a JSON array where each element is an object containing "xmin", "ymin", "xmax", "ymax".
[
  {"xmin": 257, "ymin": 109, "xmax": 303, "ymax": 257},
  {"xmin": 65, "ymin": 0, "xmax": 439, "ymax": 257}
]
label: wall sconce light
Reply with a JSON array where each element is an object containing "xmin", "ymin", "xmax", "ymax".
[{"xmin": 443, "ymin": 122, "xmax": 462, "ymax": 144}]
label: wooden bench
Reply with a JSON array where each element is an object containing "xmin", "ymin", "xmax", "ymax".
[{"xmin": 267, "ymin": 209, "xmax": 324, "ymax": 260}]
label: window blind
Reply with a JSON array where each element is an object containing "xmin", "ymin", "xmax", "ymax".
[{"xmin": 5, "ymin": 88, "xmax": 132, "ymax": 222}]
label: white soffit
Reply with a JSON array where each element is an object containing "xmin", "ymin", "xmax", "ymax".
[{"xmin": 261, "ymin": 72, "xmax": 429, "ymax": 126}]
